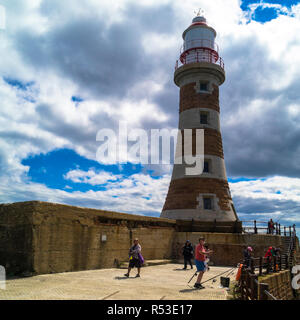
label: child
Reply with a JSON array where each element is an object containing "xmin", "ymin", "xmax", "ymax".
[{"xmin": 204, "ymin": 245, "xmax": 210, "ymax": 271}]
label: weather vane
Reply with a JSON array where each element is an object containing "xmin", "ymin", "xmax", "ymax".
[{"xmin": 194, "ymin": 8, "xmax": 205, "ymax": 17}]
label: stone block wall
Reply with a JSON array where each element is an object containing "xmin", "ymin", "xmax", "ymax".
[
  {"xmin": 0, "ymin": 202, "xmax": 175, "ymax": 275},
  {"xmin": 0, "ymin": 202, "xmax": 34, "ymax": 275},
  {"xmin": 173, "ymin": 232, "xmax": 290, "ymax": 266},
  {"xmin": 0, "ymin": 201, "xmax": 298, "ymax": 276},
  {"xmin": 258, "ymin": 271, "xmax": 294, "ymax": 300}
]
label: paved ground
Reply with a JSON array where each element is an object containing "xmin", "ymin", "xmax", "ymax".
[{"xmin": 0, "ymin": 264, "xmax": 237, "ymax": 300}]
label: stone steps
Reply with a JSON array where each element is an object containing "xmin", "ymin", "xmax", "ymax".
[{"xmin": 118, "ymin": 259, "xmax": 173, "ymax": 269}]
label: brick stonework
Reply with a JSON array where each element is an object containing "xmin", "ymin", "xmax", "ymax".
[
  {"xmin": 180, "ymin": 128, "xmax": 224, "ymax": 159},
  {"xmin": 204, "ymin": 128, "xmax": 224, "ymax": 158},
  {"xmin": 180, "ymin": 82, "xmax": 219, "ymax": 113},
  {"xmin": 163, "ymin": 177, "xmax": 232, "ymax": 211}
]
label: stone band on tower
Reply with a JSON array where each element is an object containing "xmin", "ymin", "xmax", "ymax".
[{"xmin": 161, "ymin": 14, "xmax": 238, "ymax": 222}]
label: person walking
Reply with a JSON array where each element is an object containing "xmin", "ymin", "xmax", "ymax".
[
  {"xmin": 194, "ymin": 237, "xmax": 213, "ymax": 289},
  {"xmin": 182, "ymin": 240, "xmax": 194, "ymax": 270},
  {"xmin": 124, "ymin": 238, "xmax": 143, "ymax": 278}
]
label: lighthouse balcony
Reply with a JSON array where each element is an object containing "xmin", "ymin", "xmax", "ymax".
[
  {"xmin": 176, "ymin": 39, "xmax": 224, "ymax": 71},
  {"xmin": 176, "ymin": 50, "xmax": 224, "ymax": 70}
]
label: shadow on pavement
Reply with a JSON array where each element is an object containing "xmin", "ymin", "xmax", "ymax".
[
  {"xmin": 179, "ymin": 288, "xmax": 199, "ymax": 293},
  {"xmin": 114, "ymin": 276, "xmax": 137, "ymax": 280},
  {"xmin": 173, "ymin": 268, "xmax": 194, "ymax": 271}
]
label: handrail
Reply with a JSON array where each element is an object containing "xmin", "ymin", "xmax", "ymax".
[
  {"xmin": 239, "ymin": 222, "xmax": 297, "ymax": 300},
  {"xmin": 241, "ymin": 220, "xmax": 296, "ymax": 236},
  {"xmin": 264, "ymin": 290, "xmax": 277, "ymax": 300},
  {"xmin": 242, "ymin": 220, "xmax": 268, "ymax": 224}
]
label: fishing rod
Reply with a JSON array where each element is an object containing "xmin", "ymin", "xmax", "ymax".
[
  {"xmin": 275, "ymin": 205, "xmax": 300, "ymax": 223},
  {"xmin": 200, "ymin": 266, "xmax": 236, "ymax": 286},
  {"xmin": 187, "ymin": 266, "xmax": 237, "ymax": 286},
  {"xmin": 187, "ymin": 270, "xmax": 198, "ymax": 284}
]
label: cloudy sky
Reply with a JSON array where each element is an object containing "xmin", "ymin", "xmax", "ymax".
[{"xmin": 0, "ymin": 0, "xmax": 300, "ymax": 232}]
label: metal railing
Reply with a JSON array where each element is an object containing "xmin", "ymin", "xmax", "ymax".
[
  {"xmin": 175, "ymin": 50, "xmax": 224, "ymax": 70},
  {"xmin": 239, "ymin": 229, "xmax": 298, "ymax": 300},
  {"xmin": 241, "ymin": 220, "xmax": 296, "ymax": 236},
  {"xmin": 240, "ymin": 254, "xmax": 291, "ymax": 300},
  {"xmin": 175, "ymin": 38, "xmax": 224, "ymax": 71}
]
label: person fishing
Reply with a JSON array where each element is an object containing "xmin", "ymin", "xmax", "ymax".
[
  {"xmin": 264, "ymin": 246, "xmax": 275, "ymax": 259},
  {"xmin": 194, "ymin": 237, "xmax": 213, "ymax": 289},
  {"xmin": 268, "ymin": 219, "xmax": 275, "ymax": 234},
  {"xmin": 182, "ymin": 240, "xmax": 194, "ymax": 270},
  {"xmin": 264, "ymin": 246, "xmax": 275, "ymax": 271},
  {"xmin": 124, "ymin": 238, "xmax": 143, "ymax": 278}
]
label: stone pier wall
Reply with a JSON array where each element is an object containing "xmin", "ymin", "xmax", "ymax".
[
  {"xmin": 173, "ymin": 232, "xmax": 290, "ymax": 266},
  {"xmin": 0, "ymin": 201, "xmax": 298, "ymax": 276},
  {"xmin": 0, "ymin": 202, "xmax": 175, "ymax": 275},
  {"xmin": 0, "ymin": 202, "xmax": 34, "ymax": 275},
  {"xmin": 258, "ymin": 271, "xmax": 294, "ymax": 300}
]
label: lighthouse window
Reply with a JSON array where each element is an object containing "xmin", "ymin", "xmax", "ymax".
[
  {"xmin": 203, "ymin": 160, "xmax": 210, "ymax": 173},
  {"xmin": 203, "ymin": 197, "xmax": 213, "ymax": 210},
  {"xmin": 200, "ymin": 112, "xmax": 208, "ymax": 124},
  {"xmin": 200, "ymin": 82, "xmax": 209, "ymax": 91}
]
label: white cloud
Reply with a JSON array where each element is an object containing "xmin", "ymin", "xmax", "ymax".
[
  {"xmin": 0, "ymin": 0, "xmax": 299, "ymax": 224},
  {"xmin": 231, "ymin": 176, "xmax": 300, "ymax": 202},
  {"xmin": 0, "ymin": 169, "xmax": 171, "ymax": 215},
  {"xmin": 64, "ymin": 169, "xmax": 119, "ymax": 186}
]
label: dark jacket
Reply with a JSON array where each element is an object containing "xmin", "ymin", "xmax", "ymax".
[{"xmin": 182, "ymin": 244, "xmax": 194, "ymax": 259}]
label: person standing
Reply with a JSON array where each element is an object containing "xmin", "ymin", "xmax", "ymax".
[
  {"xmin": 243, "ymin": 246, "xmax": 253, "ymax": 267},
  {"xmin": 264, "ymin": 246, "xmax": 275, "ymax": 259},
  {"xmin": 264, "ymin": 246, "xmax": 275, "ymax": 271},
  {"xmin": 204, "ymin": 245, "xmax": 210, "ymax": 271},
  {"xmin": 268, "ymin": 219, "xmax": 275, "ymax": 235},
  {"xmin": 182, "ymin": 240, "xmax": 194, "ymax": 270},
  {"xmin": 194, "ymin": 237, "xmax": 213, "ymax": 289},
  {"xmin": 124, "ymin": 238, "xmax": 143, "ymax": 278}
]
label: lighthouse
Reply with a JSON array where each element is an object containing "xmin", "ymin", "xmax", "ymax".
[{"xmin": 161, "ymin": 14, "xmax": 239, "ymax": 222}]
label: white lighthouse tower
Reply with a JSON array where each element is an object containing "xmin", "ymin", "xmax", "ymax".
[{"xmin": 161, "ymin": 13, "xmax": 239, "ymax": 222}]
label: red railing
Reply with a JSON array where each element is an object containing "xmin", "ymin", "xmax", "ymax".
[
  {"xmin": 175, "ymin": 49, "xmax": 224, "ymax": 70},
  {"xmin": 175, "ymin": 38, "xmax": 225, "ymax": 71}
]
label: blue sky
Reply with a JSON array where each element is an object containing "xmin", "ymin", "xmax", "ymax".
[
  {"xmin": 0, "ymin": 0, "xmax": 300, "ymax": 232},
  {"xmin": 241, "ymin": 0, "xmax": 300, "ymax": 22}
]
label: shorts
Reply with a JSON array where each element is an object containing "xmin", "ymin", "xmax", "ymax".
[
  {"xmin": 129, "ymin": 258, "xmax": 141, "ymax": 268},
  {"xmin": 195, "ymin": 259, "xmax": 205, "ymax": 272}
]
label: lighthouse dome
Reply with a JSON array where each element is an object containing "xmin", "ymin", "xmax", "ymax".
[{"xmin": 192, "ymin": 16, "xmax": 207, "ymax": 24}]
